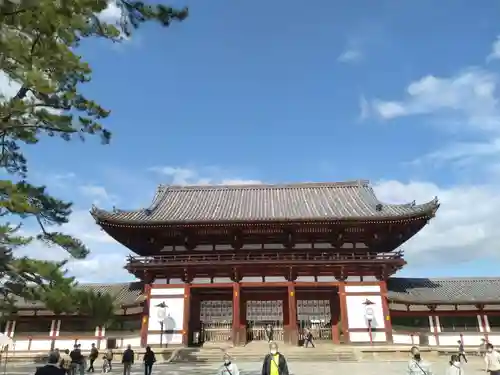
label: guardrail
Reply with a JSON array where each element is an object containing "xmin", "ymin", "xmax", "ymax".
[{"xmin": 127, "ymin": 250, "xmax": 404, "ymax": 266}]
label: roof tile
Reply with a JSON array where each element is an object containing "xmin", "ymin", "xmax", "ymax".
[
  {"xmin": 387, "ymin": 277, "xmax": 500, "ymax": 303},
  {"xmin": 91, "ymin": 181, "xmax": 439, "ymax": 224}
]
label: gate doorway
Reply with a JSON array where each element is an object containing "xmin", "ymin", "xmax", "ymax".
[
  {"xmin": 246, "ymin": 300, "xmax": 284, "ymax": 342},
  {"xmin": 199, "ymin": 300, "xmax": 233, "ymax": 343},
  {"xmin": 297, "ymin": 299, "xmax": 332, "ymax": 342}
]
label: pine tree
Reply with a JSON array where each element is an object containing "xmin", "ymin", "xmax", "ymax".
[{"xmin": 0, "ymin": 1, "xmax": 187, "ymax": 316}]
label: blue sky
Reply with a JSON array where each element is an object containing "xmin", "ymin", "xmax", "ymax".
[{"xmin": 4, "ymin": 0, "xmax": 500, "ymax": 282}]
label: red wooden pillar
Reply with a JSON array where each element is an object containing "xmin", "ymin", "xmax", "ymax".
[
  {"xmin": 288, "ymin": 283, "xmax": 298, "ymax": 345},
  {"xmin": 338, "ymin": 282, "xmax": 350, "ymax": 343},
  {"xmin": 380, "ymin": 281, "xmax": 393, "ymax": 343},
  {"xmin": 182, "ymin": 285, "xmax": 191, "ymax": 346},
  {"xmin": 232, "ymin": 282, "xmax": 242, "ymax": 345},
  {"xmin": 140, "ymin": 282, "xmax": 152, "ymax": 347},
  {"xmin": 331, "ymin": 293, "xmax": 340, "ymax": 344}
]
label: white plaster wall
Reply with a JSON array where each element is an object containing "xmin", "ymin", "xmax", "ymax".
[
  {"xmin": 487, "ymin": 334, "xmax": 500, "ymax": 346},
  {"xmin": 345, "ymin": 285, "xmax": 381, "ymax": 293},
  {"xmin": 30, "ymin": 339, "xmax": 52, "ymax": 351},
  {"xmin": 13, "ymin": 339, "xmax": 30, "ymax": 351},
  {"xmin": 346, "ymin": 295, "xmax": 385, "ymax": 329},
  {"xmin": 55, "ymin": 339, "xmax": 75, "ymax": 350},
  {"xmin": 438, "ymin": 334, "xmax": 484, "ymax": 346},
  {"xmin": 147, "ymin": 333, "xmax": 183, "ymax": 345},
  {"xmin": 149, "ymin": 287, "xmax": 185, "ymax": 297},
  {"xmin": 121, "ymin": 336, "xmax": 141, "ymax": 348},
  {"xmin": 148, "ymin": 296, "xmax": 185, "ymax": 332},
  {"xmin": 349, "ymin": 331, "xmax": 386, "ymax": 342},
  {"xmin": 428, "ymin": 335, "xmax": 437, "ymax": 346},
  {"xmin": 393, "ymin": 333, "xmax": 420, "ymax": 345}
]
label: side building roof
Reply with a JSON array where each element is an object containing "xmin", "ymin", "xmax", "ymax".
[
  {"xmin": 12, "ymin": 277, "xmax": 500, "ymax": 312},
  {"xmin": 13, "ymin": 282, "xmax": 144, "ymax": 310},
  {"xmin": 91, "ymin": 180, "xmax": 439, "ymax": 225},
  {"xmin": 387, "ymin": 277, "xmax": 500, "ymax": 304}
]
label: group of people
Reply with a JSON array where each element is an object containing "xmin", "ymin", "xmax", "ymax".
[
  {"xmin": 218, "ymin": 341, "xmax": 289, "ymax": 375},
  {"xmin": 33, "ymin": 344, "xmax": 157, "ymax": 375},
  {"xmin": 405, "ymin": 339, "xmax": 500, "ymax": 375}
]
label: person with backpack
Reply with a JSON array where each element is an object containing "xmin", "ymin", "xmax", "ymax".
[
  {"xmin": 447, "ymin": 354, "xmax": 464, "ymax": 375},
  {"xmin": 87, "ymin": 343, "xmax": 98, "ymax": 372},
  {"xmin": 407, "ymin": 346, "xmax": 433, "ymax": 375},
  {"xmin": 484, "ymin": 343, "xmax": 500, "ymax": 374},
  {"xmin": 218, "ymin": 353, "xmax": 239, "ymax": 375},
  {"xmin": 143, "ymin": 346, "xmax": 156, "ymax": 375},
  {"xmin": 261, "ymin": 342, "xmax": 289, "ymax": 375},
  {"xmin": 121, "ymin": 345, "xmax": 134, "ymax": 375}
]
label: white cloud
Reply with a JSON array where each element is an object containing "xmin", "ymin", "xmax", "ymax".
[
  {"xmin": 98, "ymin": 1, "xmax": 123, "ymax": 24},
  {"xmin": 487, "ymin": 36, "xmax": 500, "ymax": 62},
  {"xmin": 0, "ymin": 71, "xmax": 20, "ymax": 100},
  {"xmin": 79, "ymin": 184, "xmax": 117, "ymax": 205},
  {"xmin": 337, "ymin": 49, "xmax": 363, "ymax": 64},
  {"xmin": 374, "ymin": 180, "xmax": 500, "ymax": 264},
  {"xmin": 411, "ymin": 138, "xmax": 500, "ymax": 167},
  {"xmin": 149, "ymin": 166, "xmax": 262, "ymax": 186},
  {"xmin": 361, "ymin": 34, "xmax": 500, "ymax": 268},
  {"xmin": 367, "ymin": 69, "xmax": 500, "ymax": 131}
]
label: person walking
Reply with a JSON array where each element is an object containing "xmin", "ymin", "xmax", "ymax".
[
  {"xmin": 265, "ymin": 324, "xmax": 274, "ymax": 343},
  {"xmin": 303, "ymin": 328, "xmax": 315, "ymax": 348},
  {"xmin": 407, "ymin": 346, "xmax": 433, "ymax": 375},
  {"xmin": 484, "ymin": 343, "xmax": 500, "ymax": 374},
  {"xmin": 218, "ymin": 353, "xmax": 239, "ymax": 375},
  {"xmin": 143, "ymin": 346, "xmax": 156, "ymax": 375},
  {"xmin": 122, "ymin": 345, "xmax": 134, "ymax": 375},
  {"xmin": 457, "ymin": 340, "xmax": 468, "ymax": 363},
  {"xmin": 104, "ymin": 349, "xmax": 114, "ymax": 372},
  {"xmin": 446, "ymin": 354, "xmax": 464, "ymax": 375},
  {"xmin": 87, "ymin": 343, "xmax": 98, "ymax": 372},
  {"xmin": 261, "ymin": 342, "xmax": 289, "ymax": 375}
]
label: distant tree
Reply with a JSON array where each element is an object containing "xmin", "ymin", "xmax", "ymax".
[
  {"xmin": 0, "ymin": 0, "xmax": 188, "ymax": 314},
  {"xmin": 76, "ymin": 290, "xmax": 117, "ymax": 329}
]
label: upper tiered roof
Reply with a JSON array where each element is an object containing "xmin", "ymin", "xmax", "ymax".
[{"xmin": 91, "ymin": 180, "xmax": 439, "ymax": 225}]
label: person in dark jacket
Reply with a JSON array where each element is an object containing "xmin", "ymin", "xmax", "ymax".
[
  {"xmin": 261, "ymin": 342, "xmax": 289, "ymax": 375},
  {"xmin": 70, "ymin": 344, "xmax": 84, "ymax": 375},
  {"xmin": 122, "ymin": 345, "xmax": 135, "ymax": 375},
  {"xmin": 35, "ymin": 351, "xmax": 65, "ymax": 375},
  {"xmin": 87, "ymin": 343, "xmax": 98, "ymax": 372},
  {"xmin": 457, "ymin": 340, "xmax": 468, "ymax": 363},
  {"xmin": 143, "ymin": 346, "xmax": 156, "ymax": 375}
]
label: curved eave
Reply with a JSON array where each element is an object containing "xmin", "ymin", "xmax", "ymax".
[{"xmin": 90, "ymin": 201, "xmax": 440, "ymax": 228}]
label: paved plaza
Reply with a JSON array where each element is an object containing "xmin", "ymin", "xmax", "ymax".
[{"xmin": 3, "ymin": 358, "xmax": 486, "ymax": 375}]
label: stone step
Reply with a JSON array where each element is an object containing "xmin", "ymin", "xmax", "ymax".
[{"xmin": 168, "ymin": 344, "xmax": 359, "ymax": 363}]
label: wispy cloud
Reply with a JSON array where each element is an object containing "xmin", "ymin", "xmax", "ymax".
[{"xmin": 337, "ymin": 48, "xmax": 363, "ymax": 64}]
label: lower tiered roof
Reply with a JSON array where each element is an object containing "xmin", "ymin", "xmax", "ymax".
[{"xmin": 11, "ymin": 278, "xmax": 500, "ymax": 310}]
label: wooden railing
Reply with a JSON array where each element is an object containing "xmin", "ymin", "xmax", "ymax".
[{"xmin": 127, "ymin": 250, "xmax": 404, "ymax": 267}]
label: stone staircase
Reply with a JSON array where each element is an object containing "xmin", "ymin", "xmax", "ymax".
[{"xmin": 168, "ymin": 342, "xmax": 359, "ymax": 363}]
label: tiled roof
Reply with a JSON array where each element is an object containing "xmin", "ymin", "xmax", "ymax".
[
  {"xmin": 15, "ymin": 282, "xmax": 144, "ymax": 309},
  {"xmin": 91, "ymin": 181, "xmax": 439, "ymax": 224},
  {"xmin": 12, "ymin": 278, "xmax": 500, "ymax": 310},
  {"xmin": 387, "ymin": 277, "xmax": 500, "ymax": 304}
]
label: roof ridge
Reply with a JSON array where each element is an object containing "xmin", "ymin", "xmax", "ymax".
[{"xmin": 157, "ymin": 180, "xmax": 371, "ymax": 191}]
